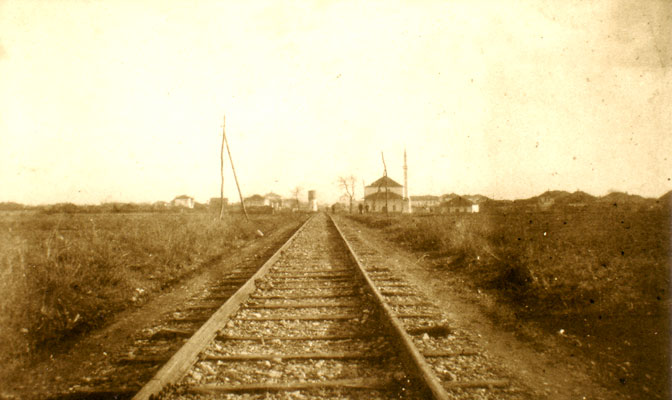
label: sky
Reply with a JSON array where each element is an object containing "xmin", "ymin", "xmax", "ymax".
[{"xmin": 1, "ymin": 0, "xmax": 670, "ymax": 205}]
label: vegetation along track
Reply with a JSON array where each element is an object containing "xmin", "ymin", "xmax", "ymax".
[{"xmin": 133, "ymin": 213, "xmax": 529, "ymax": 400}]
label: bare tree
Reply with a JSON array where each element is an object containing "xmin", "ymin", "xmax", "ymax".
[
  {"xmin": 338, "ymin": 175, "xmax": 357, "ymax": 213},
  {"xmin": 291, "ymin": 186, "xmax": 302, "ymax": 210}
]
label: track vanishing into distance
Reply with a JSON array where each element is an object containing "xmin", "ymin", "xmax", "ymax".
[{"xmin": 119, "ymin": 213, "xmax": 528, "ymax": 400}]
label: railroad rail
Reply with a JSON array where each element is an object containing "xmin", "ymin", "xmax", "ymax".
[{"xmin": 131, "ymin": 213, "xmax": 522, "ymax": 400}]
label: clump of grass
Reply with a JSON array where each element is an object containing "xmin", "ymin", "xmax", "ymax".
[{"xmin": 0, "ymin": 212, "xmax": 300, "ymax": 363}]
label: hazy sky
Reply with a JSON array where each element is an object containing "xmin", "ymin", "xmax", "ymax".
[{"xmin": 1, "ymin": 0, "xmax": 670, "ymax": 205}]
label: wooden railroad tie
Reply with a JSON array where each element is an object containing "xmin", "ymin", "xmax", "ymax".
[
  {"xmin": 251, "ymin": 293, "xmax": 357, "ymax": 300},
  {"xmin": 266, "ymin": 282, "xmax": 358, "ymax": 288},
  {"xmin": 266, "ymin": 273, "xmax": 352, "ymax": 279},
  {"xmin": 245, "ymin": 301, "xmax": 360, "ymax": 309},
  {"xmin": 269, "ymin": 275, "xmax": 354, "ymax": 280},
  {"xmin": 236, "ymin": 313, "xmax": 360, "ymax": 321},
  {"xmin": 216, "ymin": 333, "xmax": 385, "ymax": 341},
  {"xmin": 189, "ymin": 377, "xmax": 393, "ymax": 394},
  {"xmin": 203, "ymin": 351, "xmax": 385, "ymax": 361},
  {"xmin": 268, "ymin": 271, "xmax": 354, "ymax": 275}
]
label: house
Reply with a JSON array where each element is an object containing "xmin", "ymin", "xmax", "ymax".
[
  {"xmin": 363, "ymin": 176, "xmax": 408, "ymax": 212},
  {"xmin": 264, "ymin": 192, "xmax": 283, "ymax": 210},
  {"xmin": 172, "ymin": 195, "xmax": 194, "ymax": 208},
  {"xmin": 538, "ymin": 195, "xmax": 555, "ymax": 210},
  {"xmin": 244, "ymin": 194, "xmax": 268, "ymax": 207},
  {"xmin": 442, "ymin": 196, "xmax": 478, "ymax": 213},
  {"xmin": 410, "ymin": 195, "xmax": 440, "ymax": 212}
]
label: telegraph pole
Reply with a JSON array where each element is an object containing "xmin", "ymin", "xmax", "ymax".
[
  {"xmin": 219, "ymin": 118, "xmax": 226, "ymax": 220},
  {"xmin": 222, "ymin": 116, "xmax": 250, "ymax": 221}
]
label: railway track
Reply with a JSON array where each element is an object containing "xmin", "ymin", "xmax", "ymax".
[{"xmin": 127, "ymin": 213, "xmax": 528, "ymax": 400}]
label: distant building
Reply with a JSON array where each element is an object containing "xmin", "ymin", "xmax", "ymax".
[
  {"xmin": 410, "ymin": 195, "xmax": 440, "ymax": 212},
  {"xmin": 442, "ymin": 196, "xmax": 479, "ymax": 213},
  {"xmin": 364, "ymin": 176, "xmax": 408, "ymax": 213},
  {"xmin": 244, "ymin": 194, "xmax": 268, "ymax": 208},
  {"xmin": 538, "ymin": 195, "xmax": 555, "ymax": 211},
  {"xmin": 172, "ymin": 195, "xmax": 194, "ymax": 208},
  {"xmin": 264, "ymin": 192, "xmax": 282, "ymax": 210}
]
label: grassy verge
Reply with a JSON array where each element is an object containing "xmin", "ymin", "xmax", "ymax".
[
  {"xmin": 347, "ymin": 208, "xmax": 670, "ymax": 398},
  {"xmin": 0, "ymin": 211, "xmax": 303, "ymax": 365}
]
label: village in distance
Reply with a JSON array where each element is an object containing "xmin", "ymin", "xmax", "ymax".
[{"xmin": 1, "ymin": 176, "xmax": 669, "ymax": 215}]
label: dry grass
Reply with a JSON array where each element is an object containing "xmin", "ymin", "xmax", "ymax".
[
  {"xmin": 350, "ymin": 209, "xmax": 670, "ymax": 314},
  {"xmin": 0, "ymin": 211, "xmax": 301, "ymax": 365},
  {"xmin": 348, "ymin": 208, "xmax": 670, "ymax": 398}
]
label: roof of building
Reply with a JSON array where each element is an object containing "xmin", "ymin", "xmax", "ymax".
[
  {"xmin": 264, "ymin": 192, "xmax": 282, "ymax": 199},
  {"xmin": 367, "ymin": 176, "xmax": 403, "ymax": 188},
  {"xmin": 173, "ymin": 195, "xmax": 193, "ymax": 200},
  {"xmin": 410, "ymin": 195, "xmax": 439, "ymax": 201},
  {"xmin": 364, "ymin": 191, "xmax": 404, "ymax": 201},
  {"xmin": 443, "ymin": 197, "xmax": 474, "ymax": 207},
  {"xmin": 245, "ymin": 194, "xmax": 265, "ymax": 201}
]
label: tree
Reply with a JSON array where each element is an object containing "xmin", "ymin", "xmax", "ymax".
[
  {"xmin": 338, "ymin": 175, "xmax": 357, "ymax": 213},
  {"xmin": 291, "ymin": 186, "xmax": 302, "ymax": 210}
]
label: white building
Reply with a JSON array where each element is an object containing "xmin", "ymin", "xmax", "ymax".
[
  {"xmin": 172, "ymin": 195, "xmax": 194, "ymax": 208},
  {"xmin": 363, "ymin": 176, "xmax": 410, "ymax": 213}
]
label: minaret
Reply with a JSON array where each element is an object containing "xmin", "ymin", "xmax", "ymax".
[{"xmin": 403, "ymin": 148, "xmax": 412, "ymax": 213}]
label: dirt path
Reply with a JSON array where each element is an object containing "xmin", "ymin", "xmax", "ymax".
[
  {"xmin": 0, "ymin": 220, "xmax": 302, "ymax": 400},
  {"xmin": 335, "ymin": 215, "xmax": 626, "ymax": 400}
]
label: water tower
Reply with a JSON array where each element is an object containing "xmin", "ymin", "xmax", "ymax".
[{"xmin": 308, "ymin": 190, "xmax": 318, "ymax": 212}]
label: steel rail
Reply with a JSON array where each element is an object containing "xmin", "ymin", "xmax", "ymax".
[
  {"xmin": 134, "ymin": 213, "xmax": 449, "ymax": 399},
  {"xmin": 328, "ymin": 214, "xmax": 451, "ymax": 400},
  {"xmin": 132, "ymin": 214, "xmax": 314, "ymax": 400}
]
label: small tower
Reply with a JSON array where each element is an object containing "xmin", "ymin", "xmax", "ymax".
[{"xmin": 308, "ymin": 190, "xmax": 318, "ymax": 212}]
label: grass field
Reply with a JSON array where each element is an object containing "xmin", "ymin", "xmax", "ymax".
[
  {"xmin": 348, "ymin": 207, "xmax": 670, "ymax": 398},
  {"xmin": 0, "ymin": 211, "xmax": 303, "ymax": 366}
]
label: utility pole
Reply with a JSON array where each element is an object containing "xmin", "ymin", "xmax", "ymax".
[
  {"xmin": 219, "ymin": 118, "xmax": 226, "ymax": 220},
  {"xmin": 222, "ymin": 115, "xmax": 250, "ymax": 221}
]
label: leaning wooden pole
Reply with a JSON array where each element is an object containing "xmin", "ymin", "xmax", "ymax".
[
  {"xmin": 222, "ymin": 117, "xmax": 250, "ymax": 221},
  {"xmin": 219, "ymin": 117, "xmax": 226, "ymax": 220}
]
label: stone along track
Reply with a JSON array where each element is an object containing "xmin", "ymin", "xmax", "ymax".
[{"xmin": 133, "ymin": 213, "xmax": 520, "ymax": 400}]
